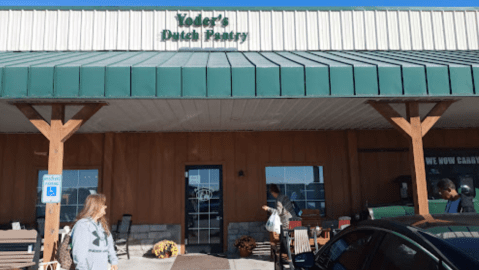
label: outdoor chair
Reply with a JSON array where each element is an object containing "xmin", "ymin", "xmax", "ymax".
[
  {"xmin": 113, "ymin": 214, "xmax": 132, "ymax": 260},
  {"xmin": 273, "ymin": 226, "xmax": 322, "ymax": 270},
  {"xmin": 0, "ymin": 229, "xmax": 41, "ymax": 270}
]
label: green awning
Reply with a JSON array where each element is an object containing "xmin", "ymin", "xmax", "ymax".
[{"xmin": 0, "ymin": 51, "xmax": 478, "ymax": 99}]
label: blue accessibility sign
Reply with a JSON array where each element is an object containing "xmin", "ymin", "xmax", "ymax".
[
  {"xmin": 47, "ymin": 187, "xmax": 57, "ymax": 197},
  {"xmin": 42, "ymin": 174, "xmax": 62, "ymax": 204}
]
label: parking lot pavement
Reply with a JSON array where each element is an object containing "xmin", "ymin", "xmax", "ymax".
[
  {"xmin": 117, "ymin": 254, "xmax": 273, "ymax": 270},
  {"xmin": 228, "ymin": 255, "xmax": 274, "ymax": 270},
  {"xmin": 117, "ymin": 256, "xmax": 176, "ymax": 270}
]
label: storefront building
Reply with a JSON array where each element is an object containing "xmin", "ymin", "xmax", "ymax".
[{"xmin": 1, "ymin": 6, "xmax": 479, "ymax": 256}]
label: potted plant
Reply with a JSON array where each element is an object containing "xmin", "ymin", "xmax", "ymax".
[
  {"xmin": 152, "ymin": 240, "xmax": 179, "ymax": 259},
  {"xmin": 234, "ymin": 235, "xmax": 257, "ymax": 257}
]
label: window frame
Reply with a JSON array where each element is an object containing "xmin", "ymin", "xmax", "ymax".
[
  {"xmin": 34, "ymin": 166, "xmax": 103, "ymax": 226},
  {"xmin": 264, "ymin": 164, "xmax": 326, "ymax": 215}
]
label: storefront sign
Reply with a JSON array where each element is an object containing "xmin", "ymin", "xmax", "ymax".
[
  {"xmin": 425, "ymin": 149, "xmax": 479, "ymax": 200},
  {"xmin": 161, "ymin": 14, "xmax": 248, "ymax": 43},
  {"xmin": 41, "ymin": 174, "xmax": 62, "ymax": 204},
  {"xmin": 425, "ymin": 156, "xmax": 479, "ymax": 165}
]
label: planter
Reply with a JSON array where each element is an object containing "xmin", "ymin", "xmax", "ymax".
[
  {"xmin": 234, "ymin": 235, "xmax": 257, "ymax": 258},
  {"xmin": 152, "ymin": 240, "xmax": 178, "ymax": 259},
  {"xmin": 239, "ymin": 248, "xmax": 252, "ymax": 258}
]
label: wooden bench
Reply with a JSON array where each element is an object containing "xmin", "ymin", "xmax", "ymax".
[{"xmin": 0, "ymin": 230, "xmax": 41, "ymax": 270}]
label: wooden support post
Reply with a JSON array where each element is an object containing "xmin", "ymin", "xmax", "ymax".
[
  {"xmin": 15, "ymin": 102, "xmax": 106, "ymax": 264},
  {"xmin": 368, "ymin": 100, "xmax": 455, "ymax": 215},
  {"xmin": 407, "ymin": 102, "xmax": 429, "ymax": 215},
  {"xmin": 44, "ymin": 104, "xmax": 65, "ymax": 263}
]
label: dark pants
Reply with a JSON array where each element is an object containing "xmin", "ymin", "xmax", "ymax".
[{"xmin": 279, "ymin": 226, "xmax": 289, "ymax": 257}]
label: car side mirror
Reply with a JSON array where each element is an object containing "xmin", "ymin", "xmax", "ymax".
[{"xmin": 293, "ymin": 252, "xmax": 315, "ymax": 268}]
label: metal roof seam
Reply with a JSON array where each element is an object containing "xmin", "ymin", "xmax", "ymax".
[
  {"xmin": 224, "ymin": 52, "xmax": 233, "ymax": 98},
  {"xmin": 273, "ymin": 53, "xmax": 307, "ymax": 97},
  {"xmin": 363, "ymin": 51, "xmax": 429, "ymax": 95},
  {"xmin": 205, "ymin": 52, "xmax": 210, "ymax": 97},
  {"xmin": 400, "ymin": 51, "xmax": 477, "ymax": 95},
  {"xmin": 289, "ymin": 51, "xmax": 333, "ymax": 95},
  {"xmin": 382, "ymin": 51, "xmax": 469, "ymax": 96}
]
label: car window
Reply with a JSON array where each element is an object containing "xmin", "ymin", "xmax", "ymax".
[
  {"xmin": 317, "ymin": 230, "xmax": 378, "ymax": 270},
  {"xmin": 368, "ymin": 233, "xmax": 438, "ymax": 270}
]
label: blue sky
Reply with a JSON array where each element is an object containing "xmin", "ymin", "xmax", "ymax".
[{"xmin": 0, "ymin": 0, "xmax": 477, "ymax": 7}]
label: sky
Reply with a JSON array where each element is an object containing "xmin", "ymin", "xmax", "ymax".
[{"xmin": 0, "ymin": 0, "xmax": 477, "ymax": 7}]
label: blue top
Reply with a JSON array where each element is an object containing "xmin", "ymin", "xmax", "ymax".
[{"xmin": 445, "ymin": 199, "xmax": 462, "ymax": 213}]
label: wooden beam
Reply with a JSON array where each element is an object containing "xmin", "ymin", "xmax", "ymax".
[
  {"xmin": 368, "ymin": 101, "xmax": 412, "ymax": 137},
  {"xmin": 347, "ymin": 130, "xmax": 362, "ymax": 213},
  {"xmin": 61, "ymin": 104, "xmax": 104, "ymax": 142},
  {"xmin": 43, "ymin": 104, "xmax": 65, "ymax": 264},
  {"xmin": 421, "ymin": 101, "xmax": 455, "ymax": 137},
  {"xmin": 15, "ymin": 104, "xmax": 51, "ymax": 140},
  {"xmin": 406, "ymin": 102, "xmax": 429, "ymax": 215},
  {"xmin": 14, "ymin": 102, "xmax": 105, "ymax": 266}
]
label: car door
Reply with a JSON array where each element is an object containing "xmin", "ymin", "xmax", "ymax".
[
  {"xmin": 365, "ymin": 231, "xmax": 440, "ymax": 270},
  {"xmin": 315, "ymin": 229, "xmax": 382, "ymax": 270}
]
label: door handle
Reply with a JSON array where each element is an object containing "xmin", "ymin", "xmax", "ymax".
[{"xmin": 216, "ymin": 216, "xmax": 223, "ymax": 220}]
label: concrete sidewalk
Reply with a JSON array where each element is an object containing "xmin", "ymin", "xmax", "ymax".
[{"xmin": 117, "ymin": 254, "xmax": 274, "ymax": 270}]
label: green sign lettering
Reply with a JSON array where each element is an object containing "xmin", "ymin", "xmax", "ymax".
[{"xmin": 162, "ymin": 13, "xmax": 248, "ymax": 43}]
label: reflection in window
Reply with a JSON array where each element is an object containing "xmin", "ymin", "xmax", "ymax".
[
  {"xmin": 266, "ymin": 166, "xmax": 326, "ymax": 216},
  {"xmin": 36, "ymin": 169, "xmax": 99, "ymax": 222},
  {"xmin": 368, "ymin": 233, "xmax": 438, "ymax": 270},
  {"xmin": 320, "ymin": 230, "xmax": 377, "ymax": 270}
]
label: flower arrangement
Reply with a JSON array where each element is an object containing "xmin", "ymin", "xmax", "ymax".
[
  {"xmin": 152, "ymin": 240, "xmax": 179, "ymax": 259},
  {"xmin": 234, "ymin": 235, "xmax": 257, "ymax": 252}
]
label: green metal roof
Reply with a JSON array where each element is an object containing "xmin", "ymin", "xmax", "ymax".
[{"xmin": 1, "ymin": 51, "xmax": 479, "ymax": 99}]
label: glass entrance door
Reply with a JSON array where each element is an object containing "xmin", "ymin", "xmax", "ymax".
[{"xmin": 185, "ymin": 165, "xmax": 223, "ymax": 253}]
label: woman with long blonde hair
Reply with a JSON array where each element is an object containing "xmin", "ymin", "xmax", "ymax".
[{"xmin": 71, "ymin": 194, "xmax": 119, "ymax": 270}]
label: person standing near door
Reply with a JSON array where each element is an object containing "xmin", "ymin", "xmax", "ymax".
[
  {"xmin": 262, "ymin": 184, "xmax": 298, "ymax": 261},
  {"xmin": 71, "ymin": 194, "xmax": 119, "ymax": 270}
]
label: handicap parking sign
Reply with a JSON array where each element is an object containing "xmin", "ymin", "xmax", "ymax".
[
  {"xmin": 42, "ymin": 175, "xmax": 62, "ymax": 204},
  {"xmin": 47, "ymin": 187, "xmax": 57, "ymax": 197}
]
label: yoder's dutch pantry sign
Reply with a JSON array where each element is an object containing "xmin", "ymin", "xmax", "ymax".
[{"xmin": 162, "ymin": 13, "xmax": 249, "ymax": 43}]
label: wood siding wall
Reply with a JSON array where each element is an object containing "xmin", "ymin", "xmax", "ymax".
[
  {"xmin": 357, "ymin": 129, "xmax": 479, "ymax": 206},
  {"xmin": 0, "ymin": 133, "xmax": 104, "ymax": 224},
  {"xmin": 2, "ymin": 129, "xmax": 479, "ymax": 236}
]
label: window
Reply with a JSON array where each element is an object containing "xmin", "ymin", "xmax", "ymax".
[
  {"xmin": 265, "ymin": 166, "xmax": 325, "ymax": 215},
  {"xmin": 36, "ymin": 169, "xmax": 99, "ymax": 222},
  {"xmin": 368, "ymin": 233, "xmax": 438, "ymax": 270},
  {"xmin": 318, "ymin": 230, "xmax": 378, "ymax": 270}
]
